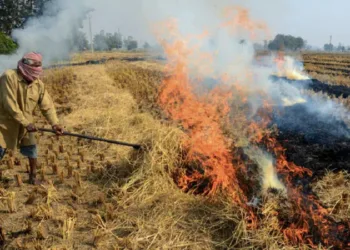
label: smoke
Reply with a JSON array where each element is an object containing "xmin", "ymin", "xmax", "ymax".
[
  {"xmin": 1, "ymin": 0, "xmax": 348, "ymax": 192},
  {"xmin": 144, "ymin": 1, "xmax": 308, "ymax": 110},
  {"xmin": 245, "ymin": 147, "xmax": 286, "ymax": 192},
  {"xmin": 0, "ymin": 0, "xmax": 92, "ymax": 72},
  {"xmin": 143, "ymin": 0, "xmax": 350, "ymax": 127},
  {"xmin": 143, "ymin": 1, "xmax": 350, "ymax": 192}
]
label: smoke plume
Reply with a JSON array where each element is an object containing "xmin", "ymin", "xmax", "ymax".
[
  {"xmin": 0, "ymin": 0, "xmax": 91, "ymax": 72},
  {"xmin": 1, "ymin": 0, "xmax": 349, "ymax": 193}
]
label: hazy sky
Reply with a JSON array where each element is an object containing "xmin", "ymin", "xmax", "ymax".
[{"xmin": 82, "ymin": 0, "xmax": 348, "ymax": 48}]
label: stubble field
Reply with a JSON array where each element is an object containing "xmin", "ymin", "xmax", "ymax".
[{"xmin": 0, "ymin": 51, "xmax": 349, "ymax": 249}]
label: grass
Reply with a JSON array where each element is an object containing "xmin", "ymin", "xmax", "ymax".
[{"xmin": 313, "ymin": 171, "xmax": 350, "ymax": 222}]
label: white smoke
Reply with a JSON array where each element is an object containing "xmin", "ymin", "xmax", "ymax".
[
  {"xmin": 140, "ymin": 0, "xmax": 350, "ymax": 192},
  {"xmin": 141, "ymin": 0, "xmax": 350, "ymax": 125},
  {"xmin": 0, "ymin": 0, "xmax": 92, "ymax": 72},
  {"xmin": 245, "ymin": 147, "xmax": 286, "ymax": 193},
  {"xmin": 1, "ymin": 0, "xmax": 348, "ymax": 192}
]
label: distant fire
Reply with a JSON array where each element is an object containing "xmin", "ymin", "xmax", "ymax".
[
  {"xmin": 273, "ymin": 51, "xmax": 310, "ymax": 80},
  {"xmin": 156, "ymin": 6, "xmax": 349, "ymax": 249}
]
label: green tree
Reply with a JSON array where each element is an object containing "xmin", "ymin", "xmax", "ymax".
[
  {"xmin": 143, "ymin": 42, "xmax": 151, "ymax": 49},
  {"xmin": 93, "ymin": 30, "xmax": 108, "ymax": 51},
  {"xmin": 127, "ymin": 40, "xmax": 138, "ymax": 50},
  {"xmin": 268, "ymin": 34, "xmax": 305, "ymax": 51},
  {"xmin": 0, "ymin": 32, "xmax": 17, "ymax": 54},
  {"xmin": 92, "ymin": 30, "xmax": 123, "ymax": 51},
  {"xmin": 0, "ymin": 0, "xmax": 51, "ymax": 35},
  {"xmin": 124, "ymin": 36, "xmax": 138, "ymax": 50},
  {"xmin": 324, "ymin": 43, "xmax": 333, "ymax": 52},
  {"xmin": 71, "ymin": 30, "xmax": 89, "ymax": 51},
  {"xmin": 337, "ymin": 43, "xmax": 345, "ymax": 52},
  {"xmin": 105, "ymin": 32, "xmax": 122, "ymax": 50}
]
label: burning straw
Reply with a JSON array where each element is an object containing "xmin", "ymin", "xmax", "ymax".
[
  {"xmin": 39, "ymin": 7, "xmax": 348, "ymax": 249},
  {"xmin": 153, "ymin": 7, "xmax": 350, "ymax": 249}
]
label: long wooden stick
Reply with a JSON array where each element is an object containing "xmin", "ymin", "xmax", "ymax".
[{"xmin": 38, "ymin": 128, "xmax": 141, "ymax": 150}]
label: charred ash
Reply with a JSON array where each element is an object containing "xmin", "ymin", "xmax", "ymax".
[
  {"xmin": 46, "ymin": 56, "xmax": 166, "ymax": 69},
  {"xmin": 271, "ymin": 100, "xmax": 350, "ymax": 176},
  {"xmin": 267, "ymin": 101, "xmax": 350, "ymax": 248},
  {"xmin": 269, "ymin": 75, "xmax": 350, "ymax": 98}
]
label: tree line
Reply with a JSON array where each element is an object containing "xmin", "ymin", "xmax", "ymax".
[
  {"xmin": 70, "ymin": 30, "xmax": 152, "ymax": 51},
  {"xmin": 267, "ymin": 34, "xmax": 306, "ymax": 51},
  {"xmin": 0, "ymin": 0, "xmax": 51, "ymax": 36},
  {"xmin": 6, "ymin": 2, "xmax": 345, "ymax": 54},
  {"xmin": 253, "ymin": 34, "xmax": 307, "ymax": 51},
  {"xmin": 323, "ymin": 43, "xmax": 350, "ymax": 52},
  {"xmin": 90, "ymin": 30, "xmax": 151, "ymax": 51},
  {"xmin": 0, "ymin": 0, "xmax": 52, "ymax": 54},
  {"xmin": 0, "ymin": 0, "xmax": 149, "ymax": 54}
]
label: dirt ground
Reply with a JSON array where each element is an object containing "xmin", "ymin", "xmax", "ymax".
[{"xmin": 0, "ymin": 65, "xmax": 132, "ymax": 249}]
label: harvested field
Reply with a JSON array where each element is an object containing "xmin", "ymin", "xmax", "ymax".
[
  {"xmin": 0, "ymin": 51, "xmax": 349, "ymax": 249},
  {"xmin": 256, "ymin": 51, "xmax": 350, "ymax": 87},
  {"xmin": 301, "ymin": 52, "xmax": 350, "ymax": 87}
]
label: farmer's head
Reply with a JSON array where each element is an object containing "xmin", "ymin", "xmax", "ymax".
[{"xmin": 17, "ymin": 52, "xmax": 43, "ymax": 83}]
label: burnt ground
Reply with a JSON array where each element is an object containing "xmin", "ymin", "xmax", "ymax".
[
  {"xmin": 46, "ymin": 56, "xmax": 166, "ymax": 69},
  {"xmin": 270, "ymin": 103, "xmax": 350, "ymax": 249},
  {"xmin": 272, "ymin": 103, "xmax": 350, "ymax": 176},
  {"xmin": 269, "ymin": 75, "xmax": 350, "ymax": 98}
]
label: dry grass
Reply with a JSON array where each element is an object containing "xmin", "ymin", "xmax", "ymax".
[
  {"xmin": 301, "ymin": 52, "xmax": 350, "ymax": 87},
  {"xmin": 40, "ymin": 68, "xmax": 75, "ymax": 116},
  {"xmin": 0, "ymin": 57, "xmax": 348, "ymax": 249},
  {"xmin": 106, "ymin": 61, "xmax": 164, "ymax": 113},
  {"xmin": 70, "ymin": 51, "xmax": 151, "ymax": 63},
  {"xmin": 313, "ymin": 171, "xmax": 350, "ymax": 222},
  {"xmin": 59, "ymin": 63, "xmax": 302, "ymax": 249}
]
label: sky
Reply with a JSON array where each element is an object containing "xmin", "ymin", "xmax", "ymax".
[{"xmin": 82, "ymin": 0, "xmax": 349, "ymax": 48}]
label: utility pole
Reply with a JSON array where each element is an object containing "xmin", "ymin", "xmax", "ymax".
[{"xmin": 88, "ymin": 14, "xmax": 94, "ymax": 53}]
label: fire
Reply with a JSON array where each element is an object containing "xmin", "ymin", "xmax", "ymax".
[
  {"xmin": 156, "ymin": 6, "xmax": 349, "ymax": 249},
  {"xmin": 281, "ymin": 96, "xmax": 307, "ymax": 106},
  {"xmin": 222, "ymin": 6, "xmax": 270, "ymax": 40},
  {"xmin": 274, "ymin": 52, "xmax": 310, "ymax": 80},
  {"xmin": 158, "ymin": 26, "xmax": 245, "ymax": 203},
  {"xmin": 264, "ymin": 133, "xmax": 350, "ymax": 248},
  {"xmin": 247, "ymin": 148, "xmax": 286, "ymax": 192}
]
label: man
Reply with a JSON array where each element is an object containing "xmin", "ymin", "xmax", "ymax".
[{"xmin": 0, "ymin": 52, "xmax": 64, "ymax": 184}]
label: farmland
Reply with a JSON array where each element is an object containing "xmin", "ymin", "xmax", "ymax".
[
  {"xmin": 0, "ymin": 51, "xmax": 349, "ymax": 249},
  {"xmin": 301, "ymin": 52, "xmax": 350, "ymax": 87}
]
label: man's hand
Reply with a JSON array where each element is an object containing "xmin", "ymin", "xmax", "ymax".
[
  {"xmin": 52, "ymin": 124, "xmax": 64, "ymax": 136},
  {"xmin": 26, "ymin": 123, "xmax": 37, "ymax": 132}
]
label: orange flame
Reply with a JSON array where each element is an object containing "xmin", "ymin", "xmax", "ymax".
[
  {"xmin": 156, "ymin": 6, "xmax": 349, "ymax": 249},
  {"xmin": 262, "ymin": 123, "xmax": 350, "ymax": 248},
  {"xmin": 159, "ymin": 30, "xmax": 245, "ymax": 204},
  {"xmin": 222, "ymin": 6, "xmax": 271, "ymax": 40}
]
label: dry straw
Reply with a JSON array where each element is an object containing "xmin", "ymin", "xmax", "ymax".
[
  {"xmin": 61, "ymin": 63, "xmax": 259, "ymax": 249},
  {"xmin": 313, "ymin": 171, "xmax": 350, "ymax": 222},
  {"xmin": 37, "ymin": 62, "xmax": 340, "ymax": 249}
]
